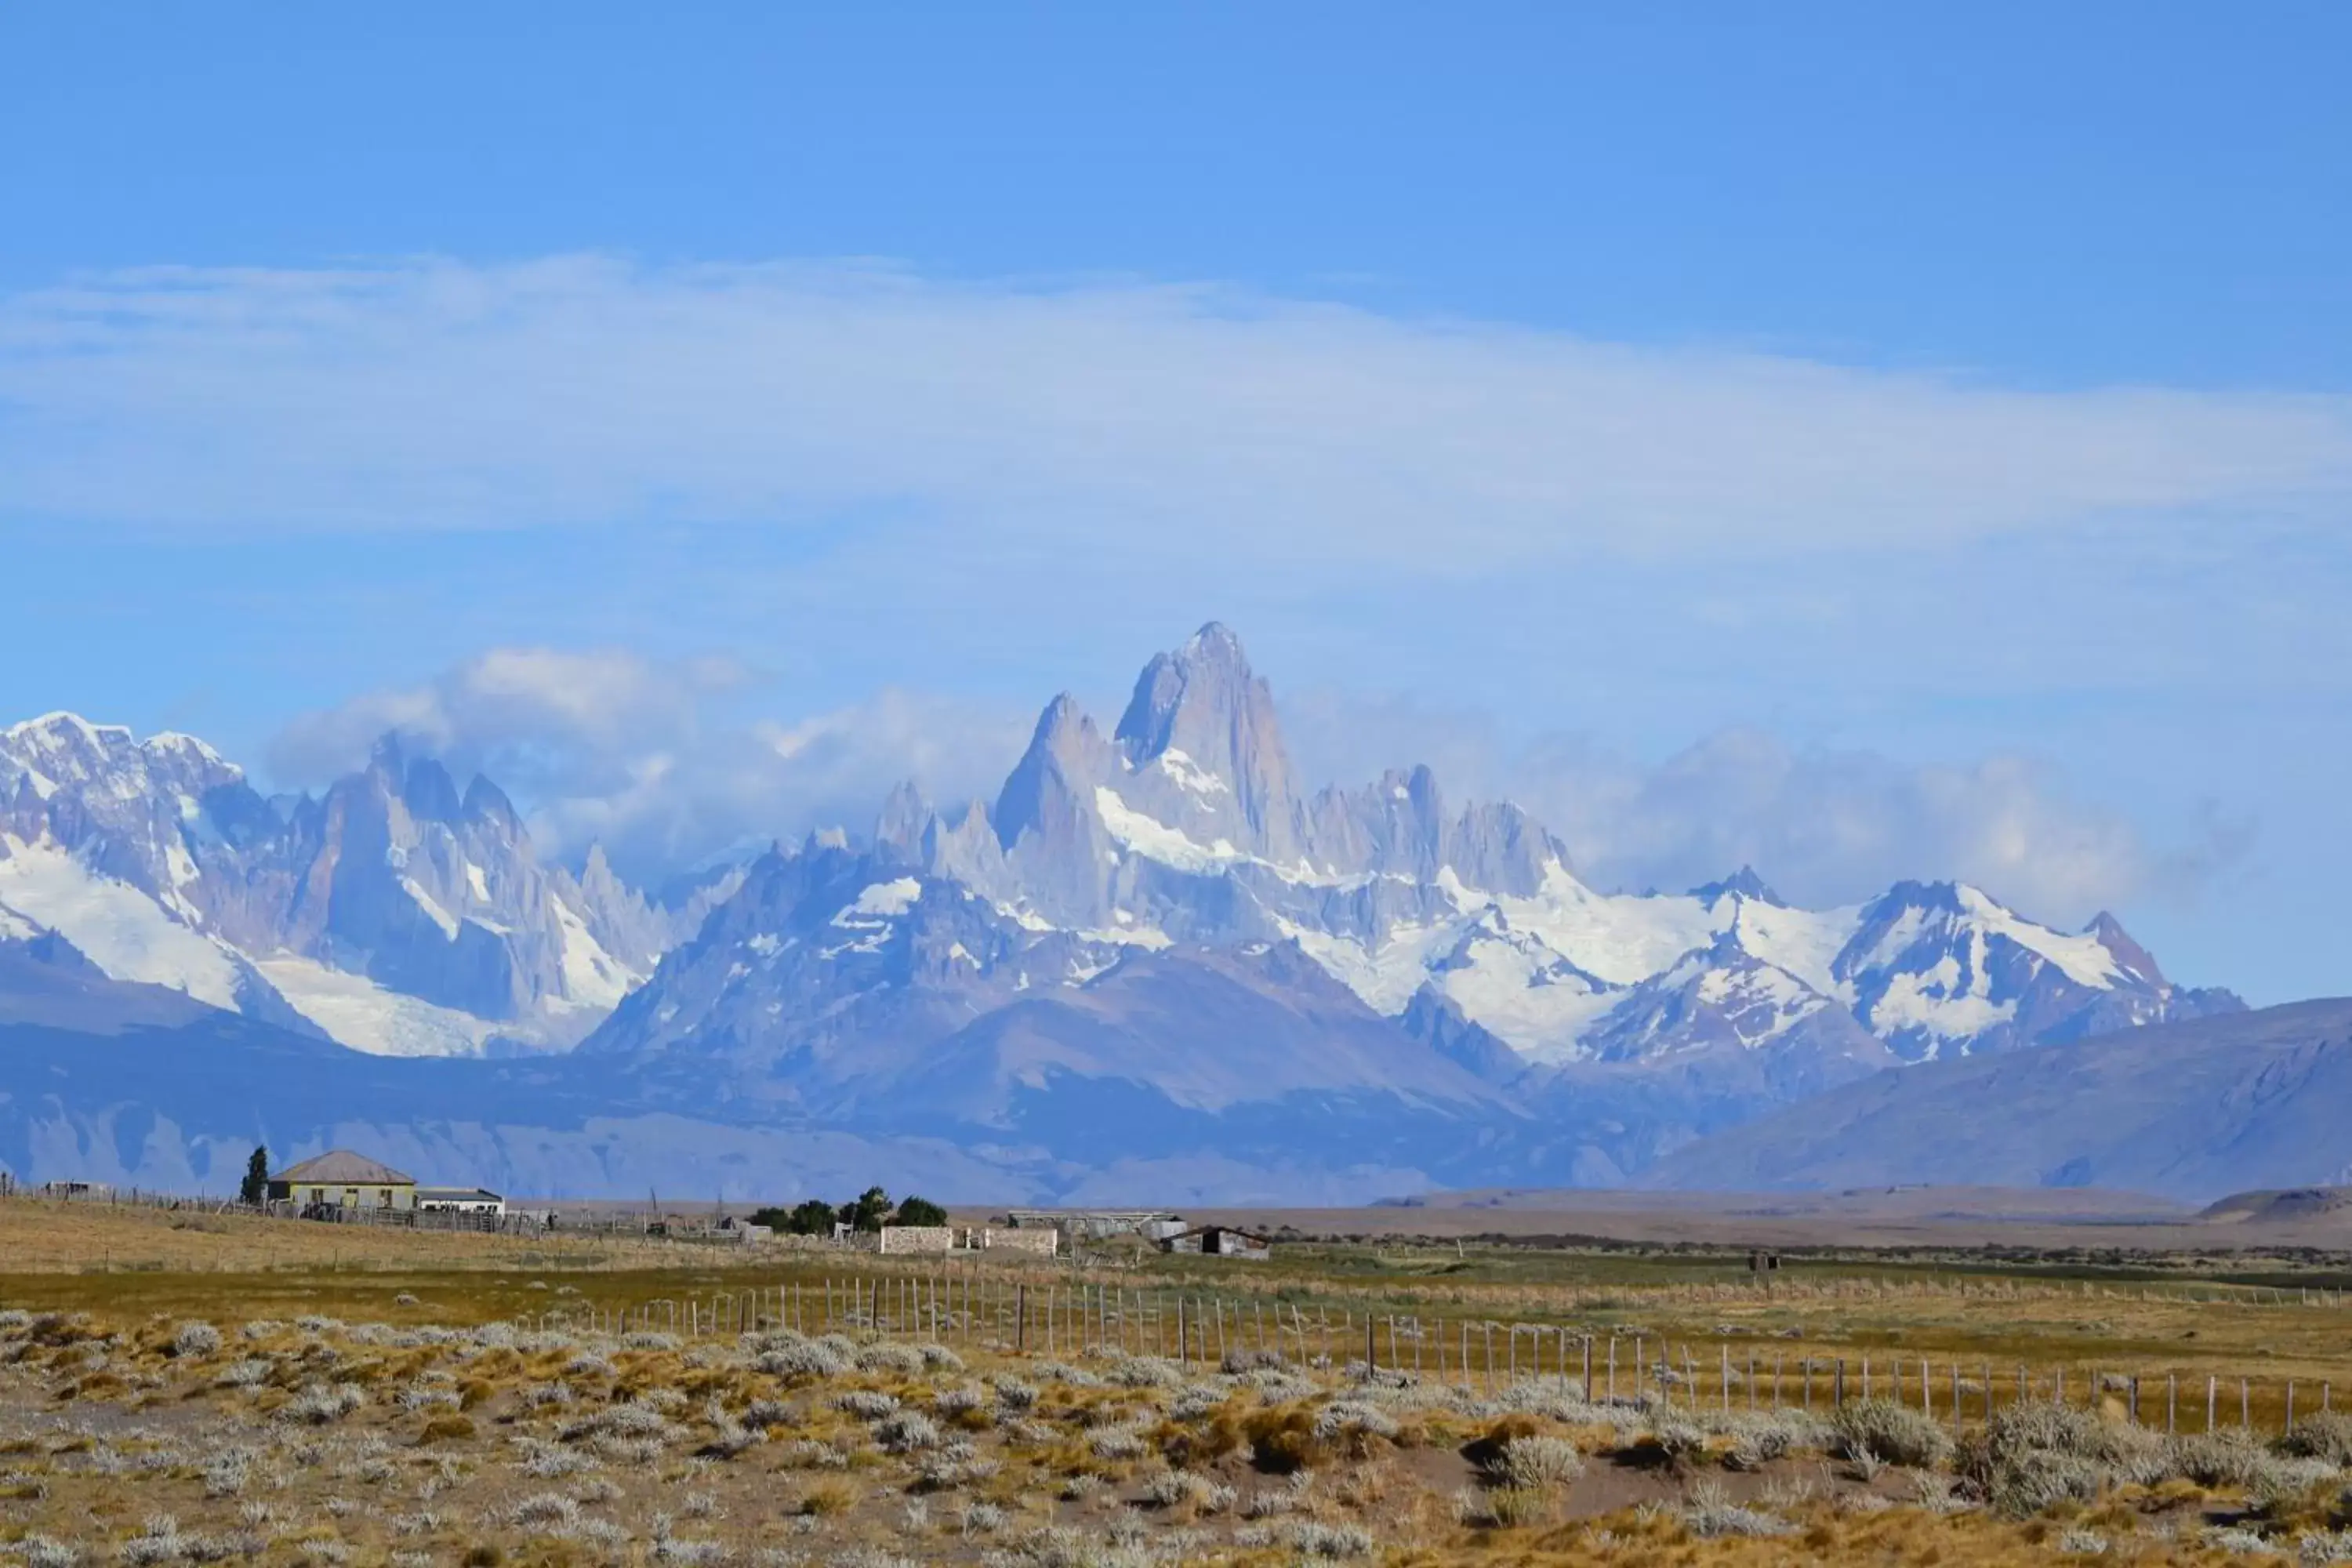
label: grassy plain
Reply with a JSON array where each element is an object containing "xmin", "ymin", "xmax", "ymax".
[{"xmin": 0, "ymin": 1195, "xmax": 2348, "ymax": 1563}]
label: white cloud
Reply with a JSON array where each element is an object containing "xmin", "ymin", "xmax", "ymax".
[
  {"xmin": 273, "ymin": 633, "xmax": 2251, "ymax": 935},
  {"xmin": 268, "ymin": 648, "xmax": 1027, "ymax": 881},
  {"xmin": 2, "ymin": 258, "xmax": 2348, "ymax": 570},
  {"xmin": 1283, "ymin": 692, "xmax": 2246, "ymax": 924}
]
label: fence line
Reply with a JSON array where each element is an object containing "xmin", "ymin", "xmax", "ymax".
[{"xmin": 495, "ymin": 1269, "xmax": 2347, "ymax": 1439}]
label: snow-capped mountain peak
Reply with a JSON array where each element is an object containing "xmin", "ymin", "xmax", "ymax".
[
  {"xmin": 1110, "ymin": 620, "xmax": 1302, "ymax": 862},
  {"xmin": 1822, "ymin": 879, "xmax": 2230, "ymax": 1061},
  {"xmin": 0, "ymin": 715, "xmax": 685, "ymax": 1058},
  {"xmin": 1690, "ymin": 865, "xmax": 1784, "ymax": 908}
]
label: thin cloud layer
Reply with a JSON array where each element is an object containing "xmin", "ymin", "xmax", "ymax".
[
  {"xmin": 1282, "ymin": 692, "xmax": 2244, "ymax": 926},
  {"xmin": 4, "ymin": 258, "xmax": 2349, "ymax": 568},
  {"xmin": 274, "ymin": 645, "xmax": 2237, "ymax": 930},
  {"xmin": 268, "ymin": 648, "xmax": 1029, "ymax": 882}
]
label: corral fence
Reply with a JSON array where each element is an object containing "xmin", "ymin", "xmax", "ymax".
[{"xmin": 503, "ymin": 1272, "xmax": 2346, "ymax": 1439}]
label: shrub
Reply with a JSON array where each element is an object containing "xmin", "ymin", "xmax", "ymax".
[
  {"xmin": 1965, "ymin": 1401, "xmax": 2165, "ymax": 1517},
  {"xmin": 875, "ymin": 1410, "xmax": 942, "ymax": 1453},
  {"xmin": 1496, "ymin": 1433, "xmax": 1584, "ymax": 1490},
  {"xmin": 507, "ymin": 1493, "xmax": 582, "ymax": 1531},
  {"xmin": 419, "ymin": 1414, "xmax": 477, "ymax": 1444},
  {"xmin": 1275, "ymin": 1519, "xmax": 1377, "ymax": 1558},
  {"xmin": 1089, "ymin": 1425, "xmax": 1149, "ymax": 1461},
  {"xmin": 835, "ymin": 1390, "xmax": 900, "ymax": 1420},
  {"xmin": 1141, "ymin": 1469, "xmax": 1211, "ymax": 1509},
  {"xmin": 1679, "ymin": 1476, "xmax": 1791, "ymax": 1539},
  {"xmin": 1456, "ymin": 1484, "xmax": 1551, "ymax": 1528},
  {"xmin": 560, "ymin": 1403, "xmax": 675, "ymax": 1444},
  {"xmin": 1310, "ymin": 1400, "xmax": 1399, "ymax": 1456},
  {"xmin": 2297, "ymin": 1530, "xmax": 2352, "ymax": 1563},
  {"xmin": 201, "ymin": 1450, "xmax": 251, "ymax": 1499},
  {"xmin": 2249, "ymin": 1456, "xmax": 2340, "ymax": 1515},
  {"xmin": 213, "ymin": 1359, "xmax": 272, "ymax": 1389},
  {"xmin": 751, "ymin": 1333, "xmax": 849, "ymax": 1380},
  {"xmin": 935, "ymin": 1384, "xmax": 988, "ymax": 1418},
  {"xmin": 1725, "ymin": 1410, "xmax": 1826, "ymax": 1470},
  {"xmin": 1831, "ymin": 1398, "xmax": 1952, "ymax": 1468},
  {"xmin": 1243, "ymin": 1406, "xmax": 1323, "ymax": 1473},
  {"xmin": 742, "ymin": 1397, "xmax": 793, "ymax": 1429},
  {"xmin": 2280, "ymin": 1414, "xmax": 2352, "ymax": 1468},
  {"xmin": 1105, "ymin": 1356, "xmax": 1183, "ymax": 1389},
  {"xmin": 797, "ymin": 1479, "xmax": 857, "ymax": 1516},
  {"xmin": 855, "ymin": 1343, "xmax": 925, "ymax": 1375},
  {"xmin": 283, "ymin": 1382, "xmax": 366, "ymax": 1425},
  {"xmin": 1644, "ymin": 1414, "xmax": 1708, "ymax": 1468},
  {"xmin": 2170, "ymin": 1431, "xmax": 2270, "ymax": 1488},
  {"xmin": 169, "ymin": 1323, "xmax": 222, "ymax": 1359}
]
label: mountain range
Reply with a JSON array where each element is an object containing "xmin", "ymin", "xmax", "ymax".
[{"xmin": 0, "ymin": 625, "xmax": 2285, "ymax": 1203}]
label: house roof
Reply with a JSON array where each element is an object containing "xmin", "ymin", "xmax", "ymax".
[
  {"xmin": 1168, "ymin": 1224, "xmax": 1272, "ymax": 1243},
  {"xmin": 416, "ymin": 1186, "xmax": 502, "ymax": 1202},
  {"xmin": 274, "ymin": 1150, "xmax": 415, "ymax": 1186}
]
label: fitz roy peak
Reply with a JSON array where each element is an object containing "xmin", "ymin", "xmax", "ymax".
[
  {"xmin": 0, "ymin": 625, "xmax": 2246, "ymax": 1200},
  {"xmin": 803, "ymin": 623, "xmax": 2238, "ymax": 1083}
]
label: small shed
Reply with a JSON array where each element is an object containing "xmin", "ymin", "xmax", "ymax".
[
  {"xmin": 416, "ymin": 1186, "xmax": 505, "ymax": 1216},
  {"xmin": 270, "ymin": 1151, "xmax": 416, "ymax": 1211},
  {"xmin": 1160, "ymin": 1225, "xmax": 1272, "ymax": 1260}
]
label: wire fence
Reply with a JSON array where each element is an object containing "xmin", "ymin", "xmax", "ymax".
[{"xmin": 502, "ymin": 1269, "xmax": 2350, "ymax": 1439}]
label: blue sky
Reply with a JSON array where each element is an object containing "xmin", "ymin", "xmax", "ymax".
[{"xmin": 2, "ymin": 5, "xmax": 2349, "ymax": 999}]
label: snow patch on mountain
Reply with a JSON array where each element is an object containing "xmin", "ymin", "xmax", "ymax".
[
  {"xmin": 1722, "ymin": 897, "xmax": 1861, "ymax": 998},
  {"xmin": 1274, "ymin": 915, "xmax": 1468, "ymax": 1014},
  {"xmin": 401, "ymin": 878, "xmax": 461, "ymax": 941},
  {"xmin": 1425, "ymin": 921, "xmax": 1621, "ymax": 1060},
  {"xmin": 1951, "ymin": 884, "xmax": 2121, "ymax": 987},
  {"xmin": 840, "ymin": 878, "xmax": 924, "ymax": 920},
  {"xmin": 0, "ymin": 837, "xmax": 246, "ymax": 1011},
  {"xmin": 552, "ymin": 897, "xmax": 635, "ymax": 1012},
  {"xmin": 1156, "ymin": 748, "xmax": 1229, "ymax": 800},
  {"xmin": 255, "ymin": 956, "xmax": 499, "ymax": 1057},
  {"xmin": 1094, "ymin": 787, "xmax": 1247, "ymax": 874},
  {"xmin": 1481, "ymin": 863, "xmax": 1720, "ymax": 987},
  {"xmin": 1867, "ymin": 959, "xmax": 2018, "ymax": 1049}
]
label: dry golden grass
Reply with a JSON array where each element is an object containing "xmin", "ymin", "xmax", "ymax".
[{"xmin": 0, "ymin": 1198, "xmax": 2344, "ymax": 1562}]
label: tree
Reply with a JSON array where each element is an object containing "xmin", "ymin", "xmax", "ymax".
[
  {"xmin": 895, "ymin": 1196, "xmax": 948, "ymax": 1228},
  {"xmin": 789, "ymin": 1198, "xmax": 840, "ymax": 1234},
  {"xmin": 752, "ymin": 1200, "xmax": 840, "ymax": 1235},
  {"xmin": 843, "ymin": 1185, "xmax": 894, "ymax": 1232},
  {"xmin": 238, "ymin": 1146, "xmax": 270, "ymax": 1207}
]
